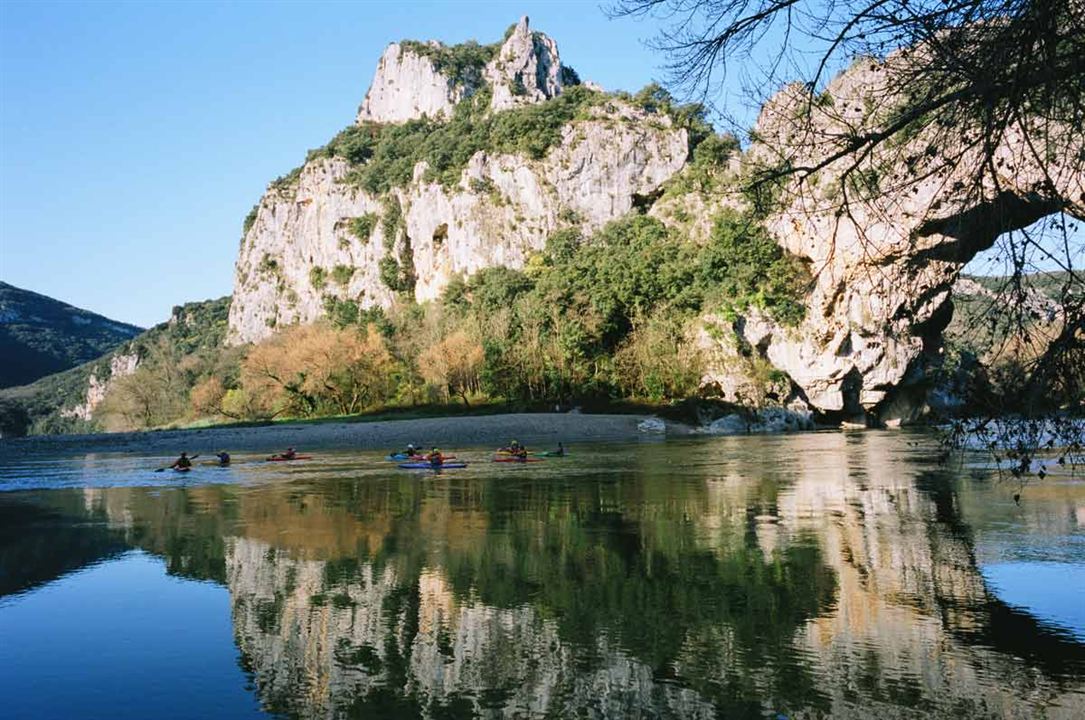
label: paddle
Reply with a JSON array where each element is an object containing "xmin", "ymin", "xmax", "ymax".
[{"xmin": 154, "ymin": 454, "xmax": 199, "ymax": 472}]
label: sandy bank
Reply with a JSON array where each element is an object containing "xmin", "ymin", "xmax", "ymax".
[{"xmin": 0, "ymin": 413, "xmax": 680, "ymax": 458}]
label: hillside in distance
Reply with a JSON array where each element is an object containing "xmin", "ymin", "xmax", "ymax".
[
  {"xmin": 0, "ymin": 296, "xmax": 230, "ymax": 436},
  {"xmin": 0, "ymin": 282, "xmax": 143, "ymax": 388}
]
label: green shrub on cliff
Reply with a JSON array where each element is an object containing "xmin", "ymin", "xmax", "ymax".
[
  {"xmin": 331, "ymin": 265, "xmax": 355, "ymax": 286},
  {"xmin": 308, "ymin": 85, "xmax": 605, "ymax": 195},
  {"xmin": 349, "ymin": 214, "xmax": 377, "ymax": 242},
  {"xmin": 399, "ymin": 39, "xmax": 498, "ymax": 89},
  {"xmin": 436, "ymin": 210, "xmax": 809, "ymax": 403}
]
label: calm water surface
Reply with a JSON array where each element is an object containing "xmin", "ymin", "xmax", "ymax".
[{"xmin": 1, "ymin": 432, "xmax": 1083, "ymax": 719}]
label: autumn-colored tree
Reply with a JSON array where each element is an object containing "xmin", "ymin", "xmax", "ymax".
[
  {"xmin": 96, "ymin": 338, "xmax": 188, "ymax": 431},
  {"xmin": 418, "ymin": 329, "xmax": 484, "ymax": 405},
  {"xmin": 241, "ymin": 323, "xmax": 398, "ymax": 417},
  {"xmin": 189, "ymin": 375, "xmax": 227, "ymax": 418}
]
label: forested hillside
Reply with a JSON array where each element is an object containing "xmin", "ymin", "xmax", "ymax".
[{"xmin": 0, "ymin": 282, "xmax": 142, "ymax": 388}]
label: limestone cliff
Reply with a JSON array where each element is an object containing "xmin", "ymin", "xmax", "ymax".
[
  {"xmin": 356, "ymin": 42, "xmax": 468, "ymax": 124},
  {"xmin": 483, "ymin": 16, "xmax": 564, "ymax": 112},
  {"xmin": 720, "ymin": 48, "xmax": 1084, "ymax": 423},
  {"xmin": 228, "ymin": 19, "xmax": 1080, "ymax": 424},
  {"xmin": 229, "ymin": 18, "xmax": 687, "ymax": 344}
]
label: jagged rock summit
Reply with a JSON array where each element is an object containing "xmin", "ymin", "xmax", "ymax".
[
  {"xmin": 356, "ymin": 41, "xmax": 468, "ymax": 123},
  {"xmin": 484, "ymin": 16, "xmax": 564, "ymax": 111},
  {"xmin": 357, "ymin": 16, "xmax": 566, "ymax": 124}
]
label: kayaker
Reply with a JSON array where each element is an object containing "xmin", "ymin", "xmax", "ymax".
[
  {"xmin": 214, "ymin": 451, "xmax": 231, "ymax": 466},
  {"xmin": 553, "ymin": 442, "xmax": 565, "ymax": 457},
  {"xmin": 170, "ymin": 452, "xmax": 192, "ymax": 470},
  {"xmin": 282, "ymin": 447, "xmax": 297, "ymax": 460},
  {"xmin": 406, "ymin": 443, "xmax": 418, "ymax": 457},
  {"xmin": 426, "ymin": 447, "xmax": 444, "ymax": 467}
]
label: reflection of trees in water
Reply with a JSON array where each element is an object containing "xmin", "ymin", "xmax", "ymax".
[
  {"xmin": 0, "ymin": 493, "xmax": 127, "ymax": 596},
  {"xmin": 4, "ymin": 432, "xmax": 1084, "ymax": 718}
]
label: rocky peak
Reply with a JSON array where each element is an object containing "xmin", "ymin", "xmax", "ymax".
[
  {"xmin": 355, "ymin": 42, "xmax": 467, "ymax": 124},
  {"xmin": 355, "ymin": 18, "xmax": 569, "ymax": 125},
  {"xmin": 484, "ymin": 16, "xmax": 564, "ymax": 111}
]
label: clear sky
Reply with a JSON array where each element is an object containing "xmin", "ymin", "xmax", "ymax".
[{"xmin": 0, "ymin": 0, "xmax": 702, "ymax": 327}]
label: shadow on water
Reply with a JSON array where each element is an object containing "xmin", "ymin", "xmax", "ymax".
[{"xmin": 1, "ymin": 431, "xmax": 1084, "ymax": 718}]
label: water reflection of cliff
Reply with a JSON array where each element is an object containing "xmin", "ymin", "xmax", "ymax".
[{"xmin": 6, "ymin": 432, "xmax": 1085, "ymax": 718}]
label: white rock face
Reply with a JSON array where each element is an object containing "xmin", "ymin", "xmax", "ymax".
[
  {"xmin": 700, "ymin": 48, "xmax": 1084, "ymax": 423},
  {"xmin": 484, "ymin": 16, "xmax": 563, "ymax": 112},
  {"xmin": 61, "ymin": 352, "xmax": 139, "ymax": 421},
  {"xmin": 356, "ymin": 18, "xmax": 568, "ymax": 125},
  {"xmin": 356, "ymin": 42, "xmax": 465, "ymax": 123},
  {"xmin": 228, "ymin": 102, "xmax": 687, "ymax": 344}
]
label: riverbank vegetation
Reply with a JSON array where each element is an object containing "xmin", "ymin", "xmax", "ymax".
[{"xmin": 50, "ymin": 208, "xmax": 808, "ymax": 433}]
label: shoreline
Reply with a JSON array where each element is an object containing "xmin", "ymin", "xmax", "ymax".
[{"xmin": 0, "ymin": 412, "xmax": 684, "ymax": 458}]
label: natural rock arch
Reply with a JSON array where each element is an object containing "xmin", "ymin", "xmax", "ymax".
[{"xmin": 724, "ymin": 49, "xmax": 1084, "ymax": 424}]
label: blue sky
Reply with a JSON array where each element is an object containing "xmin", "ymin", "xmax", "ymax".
[
  {"xmin": 0, "ymin": 0, "xmax": 705, "ymax": 327},
  {"xmin": 0, "ymin": 1, "xmax": 1076, "ymax": 327}
]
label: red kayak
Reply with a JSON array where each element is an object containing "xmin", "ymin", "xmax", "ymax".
[
  {"xmin": 493, "ymin": 456, "xmax": 544, "ymax": 463},
  {"xmin": 267, "ymin": 455, "xmax": 314, "ymax": 462}
]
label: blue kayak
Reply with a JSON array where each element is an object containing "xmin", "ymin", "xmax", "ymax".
[{"xmin": 398, "ymin": 462, "xmax": 467, "ymax": 470}]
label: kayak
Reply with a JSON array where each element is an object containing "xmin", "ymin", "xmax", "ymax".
[
  {"xmin": 173, "ymin": 467, "xmax": 192, "ymax": 473},
  {"xmin": 493, "ymin": 456, "xmax": 544, "ymax": 463},
  {"xmin": 386, "ymin": 453, "xmax": 456, "ymax": 461},
  {"xmin": 267, "ymin": 455, "xmax": 313, "ymax": 462},
  {"xmin": 398, "ymin": 462, "xmax": 467, "ymax": 470},
  {"xmin": 533, "ymin": 451, "xmax": 567, "ymax": 457}
]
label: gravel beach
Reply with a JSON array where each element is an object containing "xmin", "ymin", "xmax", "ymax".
[{"xmin": 0, "ymin": 412, "xmax": 680, "ymax": 458}]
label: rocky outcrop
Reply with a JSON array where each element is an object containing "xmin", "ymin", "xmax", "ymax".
[
  {"xmin": 230, "ymin": 19, "xmax": 1081, "ymax": 422},
  {"xmin": 229, "ymin": 104, "xmax": 687, "ymax": 344},
  {"xmin": 60, "ymin": 352, "xmax": 139, "ymax": 421},
  {"xmin": 704, "ymin": 49, "xmax": 1084, "ymax": 424},
  {"xmin": 483, "ymin": 16, "xmax": 563, "ymax": 112},
  {"xmin": 229, "ymin": 18, "xmax": 688, "ymax": 345},
  {"xmin": 355, "ymin": 17, "xmax": 567, "ymax": 125},
  {"xmin": 356, "ymin": 42, "xmax": 468, "ymax": 123}
]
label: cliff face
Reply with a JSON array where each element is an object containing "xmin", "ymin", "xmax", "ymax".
[
  {"xmin": 356, "ymin": 42, "xmax": 469, "ymax": 124},
  {"xmin": 355, "ymin": 17, "xmax": 564, "ymax": 125},
  {"xmin": 227, "ymin": 19, "xmax": 1079, "ymax": 422},
  {"xmin": 722, "ymin": 49, "xmax": 1084, "ymax": 423},
  {"xmin": 483, "ymin": 16, "xmax": 564, "ymax": 112},
  {"xmin": 229, "ymin": 17, "xmax": 687, "ymax": 345}
]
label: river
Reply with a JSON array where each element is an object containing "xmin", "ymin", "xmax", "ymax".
[{"xmin": 0, "ymin": 431, "xmax": 1082, "ymax": 718}]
